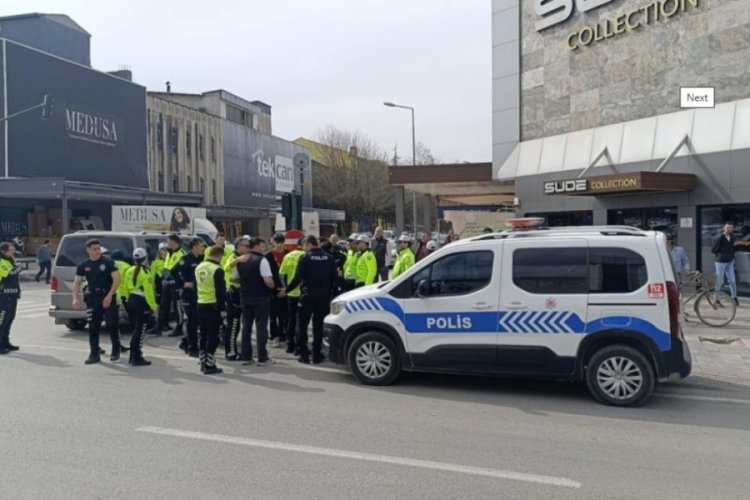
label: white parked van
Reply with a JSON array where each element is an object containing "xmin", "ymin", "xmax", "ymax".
[{"xmin": 324, "ymin": 226, "xmax": 691, "ymax": 407}]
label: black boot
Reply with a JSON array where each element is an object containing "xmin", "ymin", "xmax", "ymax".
[
  {"xmin": 110, "ymin": 344, "xmax": 121, "ymax": 362},
  {"xmin": 5, "ymin": 342, "xmax": 19, "ymax": 351},
  {"xmin": 85, "ymin": 352, "xmax": 101, "ymax": 365},
  {"xmin": 168, "ymin": 325, "xmax": 182, "ymax": 338},
  {"xmin": 131, "ymin": 356, "xmax": 152, "ymax": 367},
  {"xmin": 286, "ymin": 342, "xmax": 296, "ymax": 354},
  {"xmin": 203, "ymin": 353, "xmax": 223, "ymax": 375}
]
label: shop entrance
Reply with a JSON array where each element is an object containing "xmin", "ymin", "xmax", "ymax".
[
  {"xmin": 699, "ymin": 205, "xmax": 750, "ymax": 296},
  {"xmin": 607, "ymin": 207, "xmax": 678, "ymax": 238}
]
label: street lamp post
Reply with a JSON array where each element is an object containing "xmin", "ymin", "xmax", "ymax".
[{"xmin": 384, "ymin": 101, "xmax": 417, "ymax": 235}]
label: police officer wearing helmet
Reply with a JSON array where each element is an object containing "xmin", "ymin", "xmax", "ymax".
[
  {"xmin": 174, "ymin": 237, "xmax": 206, "ymax": 357},
  {"xmin": 123, "ymin": 248, "xmax": 156, "ymax": 366},
  {"xmin": 285, "ymin": 235, "xmax": 337, "ymax": 364},
  {"xmin": 355, "ymin": 234, "xmax": 377, "ymax": 287},
  {"xmin": 391, "ymin": 234, "xmax": 416, "ymax": 279},
  {"xmin": 72, "ymin": 239, "xmax": 123, "ymax": 364},
  {"xmin": 196, "ymin": 246, "xmax": 228, "ymax": 374},
  {"xmin": 342, "ymin": 235, "xmax": 359, "ymax": 292},
  {"xmin": 0, "ymin": 241, "xmax": 21, "ymax": 354}
]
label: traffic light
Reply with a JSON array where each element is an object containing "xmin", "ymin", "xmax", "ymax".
[
  {"xmin": 41, "ymin": 94, "xmax": 54, "ymax": 120},
  {"xmin": 280, "ymin": 192, "xmax": 303, "ymax": 230}
]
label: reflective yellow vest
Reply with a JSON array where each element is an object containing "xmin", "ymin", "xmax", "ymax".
[
  {"xmin": 196, "ymin": 260, "xmax": 221, "ymax": 305},
  {"xmin": 124, "ymin": 265, "xmax": 157, "ymax": 311},
  {"xmin": 279, "ymin": 249, "xmax": 305, "ymax": 298}
]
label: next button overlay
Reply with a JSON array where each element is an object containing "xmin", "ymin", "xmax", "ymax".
[{"xmin": 680, "ymin": 87, "xmax": 714, "ymax": 108}]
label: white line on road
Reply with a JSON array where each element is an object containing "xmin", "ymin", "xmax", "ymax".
[
  {"xmin": 136, "ymin": 426, "xmax": 582, "ymax": 489},
  {"xmin": 654, "ymin": 393, "xmax": 750, "ymax": 405},
  {"xmin": 16, "ymin": 313, "xmax": 51, "ymax": 319}
]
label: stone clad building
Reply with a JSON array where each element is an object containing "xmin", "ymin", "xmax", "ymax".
[{"xmin": 492, "ymin": 0, "xmax": 750, "ymax": 294}]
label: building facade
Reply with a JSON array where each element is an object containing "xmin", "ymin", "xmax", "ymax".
[
  {"xmin": 492, "ymin": 0, "xmax": 750, "ymax": 293},
  {"xmin": 147, "ymin": 95, "xmax": 224, "ymax": 206}
]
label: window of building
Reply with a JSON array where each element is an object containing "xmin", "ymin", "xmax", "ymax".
[
  {"xmin": 170, "ymin": 127, "xmax": 178, "ymax": 153},
  {"xmin": 608, "ymin": 207, "xmax": 677, "ymax": 238},
  {"xmin": 513, "ymin": 248, "xmax": 588, "ymax": 294},
  {"xmin": 210, "ymin": 137, "xmax": 216, "ymax": 162},
  {"xmin": 186, "ymin": 129, "xmax": 192, "ymax": 157},
  {"xmin": 212, "ymin": 179, "xmax": 217, "ymax": 205},
  {"xmin": 172, "ymin": 174, "xmax": 178, "ymax": 193},
  {"xmin": 187, "ymin": 175, "xmax": 192, "ymax": 192},
  {"xmin": 199, "ymin": 177, "xmax": 205, "ymax": 197},
  {"xmin": 157, "ymin": 172, "xmax": 164, "ymax": 192},
  {"xmin": 156, "ymin": 114, "xmax": 163, "ymax": 150},
  {"xmin": 410, "ymin": 251, "xmax": 493, "ymax": 296},
  {"xmin": 589, "ymin": 248, "xmax": 647, "ymax": 294},
  {"xmin": 199, "ymin": 134, "xmax": 205, "ymax": 160},
  {"xmin": 700, "ymin": 205, "xmax": 750, "ymax": 296}
]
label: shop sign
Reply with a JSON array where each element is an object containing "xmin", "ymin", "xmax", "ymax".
[
  {"xmin": 65, "ymin": 108, "xmax": 119, "ymax": 147},
  {"xmin": 544, "ymin": 174, "xmax": 642, "ymax": 195},
  {"xmin": 252, "ymin": 149, "xmax": 295, "ymax": 194},
  {"xmin": 535, "ymin": 0, "xmax": 702, "ymax": 51},
  {"xmin": 544, "ymin": 179, "xmax": 588, "ymax": 194}
]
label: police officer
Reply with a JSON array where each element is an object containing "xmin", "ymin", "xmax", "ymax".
[
  {"xmin": 392, "ymin": 234, "xmax": 416, "ymax": 279},
  {"xmin": 123, "ymin": 248, "xmax": 155, "ymax": 366},
  {"xmin": 321, "ymin": 240, "xmax": 346, "ymax": 296},
  {"xmin": 342, "ymin": 235, "xmax": 359, "ymax": 292},
  {"xmin": 279, "ymin": 238, "xmax": 305, "ymax": 354},
  {"xmin": 285, "ymin": 235, "xmax": 337, "ymax": 364},
  {"xmin": 223, "ymin": 236, "xmax": 250, "ymax": 360},
  {"xmin": 158, "ymin": 234, "xmax": 186, "ymax": 334},
  {"xmin": 355, "ymin": 235, "xmax": 377, "ymax": 288},
  {"xmin": 72, "ymin": 239, "xmax": 123, "ymax": 365},
  {"xmin": 204, "ymin": 232, "xmax": 234, "ymax": 267},
  {"xmin": 174, "ymin": 238, "xmax": 205, "ymax": 357},
  {"xmin": 111, "ymin": 249, "xmax": 132, "ymax": 332},
  {"xmin": 196, "ymin": 246, "xmax": 228, "ymax": 375},
  {"xmin": 0, "ymin": 242, "xmax": 21, "ymax": 354}
]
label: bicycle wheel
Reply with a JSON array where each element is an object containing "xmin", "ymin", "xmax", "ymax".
[{"xmin": 695, "ymin": 291, "xmax": 736, "ymax": 327}]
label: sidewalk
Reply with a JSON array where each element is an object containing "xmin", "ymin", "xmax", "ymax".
[{"xmin": 682, "ymin": 302, "xmax": 750, "ymax": 387}]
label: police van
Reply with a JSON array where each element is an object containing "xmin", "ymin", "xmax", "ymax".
[{"xmin": 324, "ymin": 226, "xmax": 691, "ymax": 407}]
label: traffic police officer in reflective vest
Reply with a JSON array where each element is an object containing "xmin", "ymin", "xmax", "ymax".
[
  {"xmin": 343, "ymin": 235, "xmax": 359, "ymax": 292},
  {"xmin": 223, "ymin": 236, "xmax": 250, "ymax": 360},
  {"xmin": 285, "ymin": 235, "xmax": 337, "ymax": 364},
  {"xmin": 279, "ymin": 238, "xmax": 305, "ymax": 354},
  {"xmin": 196, "ymin": 246, "xmax": 228, "ymax": 375},
  {"xmin": 175, "ymin": 238, "xmax": 206, "ymax": 357},
  {"xmin": 0, "ymin": 241, "xmax": 21, "ymax": 354},
  {"xmin": 72, "ymin": 239, "xmax": 123, "ymax": 365},
  {"xmin": 123, "ymin": 247, "xmax": 156, "ymax": 366},
  {"xmin": 158, "ymin": 234, "xmax": 186, "ymax": 334},
  {"xmin": 355, "ymin": 235, "xmax": 377, "ymax": 287},
  {"xmin": 391, "ymin": 234, "xmax": 416, "ymax": 279}
]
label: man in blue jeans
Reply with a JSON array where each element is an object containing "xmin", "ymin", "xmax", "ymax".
[
  {"xmin": 711, "ymin": 222, "xmax": 740, "ymax": 306},
  {"xmin": 236, "ymin": 237, "xmax": 276, "ymax": 366}
]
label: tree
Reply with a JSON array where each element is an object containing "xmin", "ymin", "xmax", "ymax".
[{"xmin": 311, "ymin": 126, "xmax": 395, "ymax": 229}]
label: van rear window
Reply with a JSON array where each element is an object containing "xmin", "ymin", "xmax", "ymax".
[{"xmin": 55, "ymin": 237, "xmax": 135, "ymax": 267}]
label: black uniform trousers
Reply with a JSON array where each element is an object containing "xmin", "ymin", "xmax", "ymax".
[
  {"xmin": 157, "ymin": 280, "xmax": 175, "ymax": 329},
  {"xmin": 0, "ymin": 296, "xmax": 18, "ymax": 347},
  {"xmin": 128, "ymin": 294, "xmax": 150, "ymax": 358},
  {"xmin": 181, "ymin": 289, "xmax": 199, "ymax": 353},
  {"xmin": 241, "ymin": 298, "xmax": 270, "ymax": 362},
  {"xmin": 198, "ymin": 304, "xmax": 221, "ymax": 367},
  {"xmin": 85, "ymin": 293, "xmax": 120, "ymax": 356},
  {"xmin": 297, "ymin": 291, "xmax": 330, "ymax": 359},
  {"xmin": 225, "ymin": 288, "xmax": 242, "ymax": 357},
  {"xmin": 285, "ymin": 296, "xmax": 300, "ymax": 349},
  {"xmin": 270, "ymin": 296, "xmax": 288, "ymax": 341}
]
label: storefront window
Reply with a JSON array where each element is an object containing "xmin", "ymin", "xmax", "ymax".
[
  {"xmin": 699, "ymin": 206, "xmax": 750, "ymax": 296},
  {"xmin": 527, "ymin": 211, "xmax": 593, "ymax": 227},
  {"xmin": 607, "ymin": 207, "xmax": 677, "ymax": 238}
]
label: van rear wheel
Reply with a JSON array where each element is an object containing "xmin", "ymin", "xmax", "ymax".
[
  {"xmin": 65, "ymin": 319, "xmax": 88, "ymax": 331},
  {"xmin": 348, "ymin": 332, "xmax": 401, "ymax": 386},
  {"xmin": 586, "ymin": 345, "xmax": 654, "ymax": 407}
]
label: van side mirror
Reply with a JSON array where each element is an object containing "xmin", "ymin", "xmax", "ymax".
[{"xmin": 416, "ymin": 279, "xmax": 431, "ymax": 298}]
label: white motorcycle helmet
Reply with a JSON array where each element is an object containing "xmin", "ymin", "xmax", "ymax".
[
  {"xmin": 426, "ymin": 240, "xmax": 438, "ymax": 253},
  {"xmin": 133, "ymin": 247, "xmax": 148, "ymax": 261}
]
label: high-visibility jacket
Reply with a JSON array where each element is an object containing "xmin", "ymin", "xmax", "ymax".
[
  {"xmin": 279, "ymin": 249, "xmax": 305, "ymax": 298},
  {"xmin": 356, "ymin": 249, "xmax": 377, "ymax": 286},
  {"xmin": 391, "ymin": 248, "xmax": 415, "ymax": 279},
  {"xmin": 196, "ymin": 260, "xmax": 223, "ymax": 305},
  {"xmin": 204, "ymin": 245, "xmax": 234, "ymax": 268},
  {"xmin": 124, "ymin": 265, "xmax": 157, "ymax": 312},
  {"xmin": 223, "ymin": 253, "xmax": 241, "ymax": 289},
  {"xmin": 344, "ymin": 250, "xmax": 359, "ymax": 280},
  {"xmin": 0, "ymin": 256, "xmax": 20, "ymax": 298},
  {"xmin": 151, "ymin": 257, "xmax": 166, "ymax": 279},
  {"xmin": 113, "ymin": 259, "xmax": 131, "ymax": 301},
  {"xmin": 165, "ymin": 248, "xmax": 186, "ymax": 271}
]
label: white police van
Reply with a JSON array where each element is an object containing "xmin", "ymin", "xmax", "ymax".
[{"xmin": 324, "ymin": 226, "xmax": 691, "ymax": 407}]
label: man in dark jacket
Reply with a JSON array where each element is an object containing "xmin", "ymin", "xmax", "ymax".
[
  {"xmin": 711, "ymin": 222, "xmax": 740, "ymax": 305},
  {"xmin": 237, "ymin": 237, "xmax": 276, "ymax": 366},
  {"xmin": 267, "ymin": 233, "xmax": 287, "ymax": 348}
]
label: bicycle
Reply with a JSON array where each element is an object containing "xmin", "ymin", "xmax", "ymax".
[{"xmin": 680, "ymin": 271, "xmax": 736, "ymax": 327}]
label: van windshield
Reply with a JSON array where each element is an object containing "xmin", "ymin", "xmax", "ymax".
[{"xmin": 55, "ymin": 236, "xmax": 135, "ymax": 267}]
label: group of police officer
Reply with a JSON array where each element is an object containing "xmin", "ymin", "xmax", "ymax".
[{"xmin": 0, "ymin": 228, "xmax": 420, "ymax": 373}]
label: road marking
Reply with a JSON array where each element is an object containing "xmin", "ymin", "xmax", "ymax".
[
  {"xmin": 16, "ymin": 312, "xmax": 50, "ymax": 319},
  {"xmin": 655, "ymin": 393, "xmax": 750, "ymax": 405},
  {"xmin": 137, "ymin": 426, "xmax": 582, "ymax": 489}
]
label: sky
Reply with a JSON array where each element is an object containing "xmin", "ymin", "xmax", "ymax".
[{"xmin": 3, "ymin": 0, "xmax": 492, "ymax": 163}]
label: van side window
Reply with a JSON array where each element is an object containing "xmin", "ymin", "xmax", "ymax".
[
  {"xmin": 513, "ymin": 248, "xmax": 587, "ymax": 294},
  {"xmin": 589, "ymin": 248, "xmax": 647, "ymax": 294},
  {"xmin": 412, "ymin": 251, "xmax": 493, "ymax": 296},
  {"xmin": 55, "ymin": 237, "xmax": 135, "ymax": 267}
]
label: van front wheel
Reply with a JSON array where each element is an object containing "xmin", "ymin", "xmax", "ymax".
[
  {"xmin": 348, "ymin": 332, "xmax": 401, "ymax": 386},
  {"xmin": 65, "ymin": 319, "xmax": 88, "ymax": 331},
  {"xmin": 586, "ymin": 345, "xmax": 655, "ymax": 407}
]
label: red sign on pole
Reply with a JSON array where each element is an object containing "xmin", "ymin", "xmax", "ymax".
[{"xmin": 285, "ymin": 229, "xmax": 305, "ymax": 251}]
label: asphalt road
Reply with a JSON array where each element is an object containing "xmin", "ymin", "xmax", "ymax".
[{"xmin": 1, "ymin": 282, "xmax": 749, "ymax": 499}]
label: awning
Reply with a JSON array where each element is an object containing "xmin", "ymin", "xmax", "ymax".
[{"xmin": 543, "ymin": 171, "xmax": 697, "ymax": 197}]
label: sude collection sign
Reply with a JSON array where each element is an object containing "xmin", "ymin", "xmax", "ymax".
[
  {"xmin": 535, "ymin": 0, "xmax": 701, "ymax": 51},
  {"xmin": 544, "ymin": 172, "xmax": 697, "ymax": 196}
]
